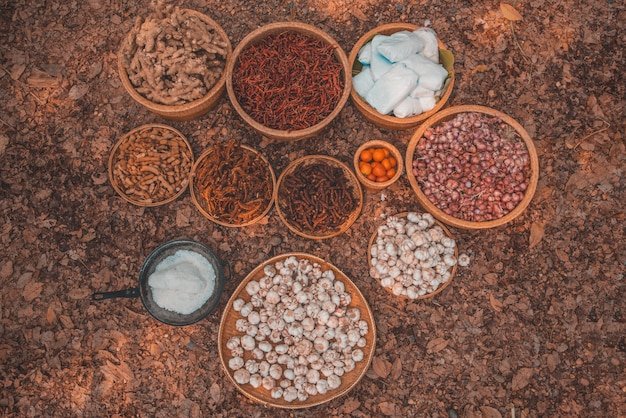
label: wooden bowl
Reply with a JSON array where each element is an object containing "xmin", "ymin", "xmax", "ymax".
[
  {"xmin": 225, "ymin": 22, "xmax": 351, "ymax": 141},
  {"xmin": 108, "ymin": 124, "xmax": 193, "ymax": 206},
  {"xmin": 349, "ymin": 23, "xmax": 455, "ymax": 130},
  {"xmin": 118, "ymin": 9, "xmax": 232, "ymax": 121},
  {"xmin": 218, "ymin": 252, "xmax": 376, "ymax": 409},
  {"xmin": 405, "ymin": 105, "xmax": 540, "ymax": 229},
  {"xmin": 190, "ymin": 143, "xmax": 276, "ymax": 227},
  {"xmin": 353, "ymin": 140, "xmax": 403, "ymax": 191},
  {"xmin": 275, "ymin": 156, "xmax": 363, "ymax": 239},
  {"xmin": 367, "ymin": 212, "xmax": 458, "ymax": 299}
]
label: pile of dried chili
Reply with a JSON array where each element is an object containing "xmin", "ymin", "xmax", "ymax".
[
  {"xmin": 193, "ymin": 140, "xmax": 273, "ymax": 225},
  {"xmin": 232, "ymin": 31, "xmax": 345, "ymax": 131},
  {"xmin": 279, "ymin": 161, "xmax": 359, "ymax": 235}
]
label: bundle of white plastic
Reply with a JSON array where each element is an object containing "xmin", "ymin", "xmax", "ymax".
[{"xmin": 352, "ymin": 27, "xmax": 449, "ymax": 118}]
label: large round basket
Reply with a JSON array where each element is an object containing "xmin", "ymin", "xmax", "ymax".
[
  {"xmin": 367, "ymin": 212, "xmax": 458, "ymax": 300},
  {"xmin": 190, "ymin": 143, "xmax": 276, "ymax": 227},
  {"xmin": 118, "ymin": 9, "xmax": 232, "ymax": 121},
  {"xmin": 349, "ymin": 23, "xmax": 455, "ymax": 130},
  {"xmin": 108, "ymin": 124, "xmax": 193, "ymax": 207},
  {"xmin": 218, "ymin": 252, "xmax": 376, "ymax": 409},
  {"xmin": 275, "ymin": 155, "xmax": 363, "ymax": 239},
  {"xmin": 405, "ymin": 105, "xmax": 540, "ymax": 229},
  {"xmin": 225, "ymin": 22, "xmax": 351, "ymax": 142}
]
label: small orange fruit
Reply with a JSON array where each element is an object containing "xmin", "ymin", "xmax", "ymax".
[
  {"xmin": 367, "ymin": 173, "xmax": 377, "ymax": 181},
  {"xmin": 381, "ymin": 158, "xmax": 392, "ymax": 170},
  {"xmin": 372, "ymin": 164, "xmax": 387, "ymax": 177},
  {"xmin": 383, "ymin": 148, "xmax": 390, "ymax": 157},
  {"xmin": 376, "ymin": 175, "xmax": 389, "ymax": 182},
  {"xmin": 388, "ymin": 156, "xmax": 397, "ymax": 167},
  {"xmin": 386, "ymin": 167, "xmax": 396, "ymax": 178},
  {"xmin": 372, "ymin": 148, "xmax": 386, "ymax": 162},
  {"xmin": 359, "ymin": 161, "xmax": 372, "ymax": 176},
  {"xmin": 360, "ymin": 150, "xmax": 373, "ymax": 162}
]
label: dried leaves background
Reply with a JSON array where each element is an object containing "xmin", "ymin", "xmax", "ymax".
[{"xmin": 0, "ymin": 0, "xmax": 625, "ymax": 417}]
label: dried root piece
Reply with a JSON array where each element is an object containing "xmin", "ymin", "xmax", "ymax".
[{"xmin": 120, "ymin": 2, "xmax": 228, "ymax": 105}]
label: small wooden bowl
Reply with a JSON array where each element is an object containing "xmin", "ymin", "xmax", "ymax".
[
  {"xmin": 218, "ymin": 252, "xmax": 376, "ymax": 409},
  {"xmin": 405, "ymin": 105, "xmax": 540, "ymax": 230},
  {"xmin": 353, "ymin": 140, "xmax": 403, "ymax": 191},
  {"xmin": 190, "ymin": 144, "xmax": 276, "ymax": 227},
  {"xmin": 118, "ymin": 9, "xmax": 232, "ymax": 121},
  {"xmin": 367, "ymin": 212, "xmax": 458, "ymax": 300},
  {"xmin": 225, "ymin": 22, "xmax": 351, "ymax": 142},
  {"xmin": 275, "ymin": 156, "xmax": 363, "ymax": 239},
  {"xmin": 349, "ymin": 23, "xmax": 455, "ymax": 130},
  {"xmin": 108, "ymin": 124, "xmax": 193, "ymax": 207}
]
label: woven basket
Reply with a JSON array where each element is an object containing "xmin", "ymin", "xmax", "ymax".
[
  {"xmin": 349, "ymin": 23, "xmax": 455, "ymax": 130},
  {"xmin": 275, "ymin": 155, "xmax": 363, "ymax": 239},
  {"xmin": 405, "ymin": 105, "xmax": 540, "ymax": 230},
  {"xmin": 225, "ymin": 22, "xmax": 351, "ymax": 142},
  {"xmin": 367, "ymin": 212, "xmax": 458, "ymax": 300},
  {"xmin": 190, "ymin": 144, "xmax": 276, "ymax": 227},
  {"xmin": 218, "ymin": 252, "xmax": 376, "ymax": 409},
  {"xmin": 118, "ymin": 9, "xmax": 232, "ymax": 121},
  {"xmin": 108, "ymin": 124, "xmax": 193, "ymax": 207},
  {"xmin": 353, "ymin": 139, "xmax": 404, "ymax": 191}
]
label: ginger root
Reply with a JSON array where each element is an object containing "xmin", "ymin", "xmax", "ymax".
[{"xmin": 120, "ymin": 2, "xmax": 228, "ymax": 105}]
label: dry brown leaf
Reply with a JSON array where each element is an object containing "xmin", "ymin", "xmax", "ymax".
[
  {"xmin": 511, "ymin": 367, "xmax": 533, "ymax": 390},
  {"xmin": 529, "ymin": 221, "xmax": 545, "ymax": 249},
  {"xmin": 23, "ymin": 281, "xmax": 43, "ymax": 302},
  {"xmin": 349, "ymin": 8, "xmax": 369, "ymax": 22},
  {"xmin": 46, "ymin": 305, "xmax": 57, "ymax": 324},
  {"xmin": 390, "ymin": 357, "xmax": 403, "ymax": 380},
  {"xmin": 483, "ymin": 272, "xmax": 499, "ymax": 285},
  {"xmin": 489, "ymin": 293, "xmax": 503, "ymax": 312},
  {"xmin": 480, "ymin": 405, "xmax": 503, "ymax": 418},
  {"xmin": 379, "ymin": 401, "xmax": 398, "ymax": 416},
  {"xmin": 500, "ymin": 3, "xmax": 523, "ymax": 21},
  {"xmin": 209, "ymin": 382, "xmax": 221, "ymax": 403},
  {"xmin": 69, "ymin": 288, "xmax": 91, "ymax": 300},
  {"xmin": 471, "ymin": 64, "xmax": 489, "ymax": 75},
  {"xmin": 426, "ymin": 337, "xmax": 449, "ymax": 353},
  {"xmin": 341, "ymin": 398, "xmax": 361, "ymax": 414},
  {"xmin": 372, "ymin": 356, "xmax": 392, "ymax": 378}
]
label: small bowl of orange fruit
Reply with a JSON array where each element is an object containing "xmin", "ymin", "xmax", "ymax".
[{"xmin": 354, "ymin": 140, "xmax": 403, "ymax": 190}]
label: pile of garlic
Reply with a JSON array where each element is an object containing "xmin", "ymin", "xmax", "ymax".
[
  {"xmin": 226, "ymin": 255, "xmax": 370, "ymax": 403},
  {"xmin": 370, "ymin": 212, "xmax": 470, "ymax": 299}
]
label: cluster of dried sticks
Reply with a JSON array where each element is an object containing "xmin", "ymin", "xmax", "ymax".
[
  {"xmin": 193, "ymin": 140, "xmax": 273, "ymax": 225},
  {"xmin": 120, "ymin": 4, "xmax": 228, "ymax": 105},
  {"xmin": 111, "ymin": 125, "xmax": 192, "ymax": 204},
  {"xmin": 279, "ymin": 161, "xmax": 359, "ymax": 235}
]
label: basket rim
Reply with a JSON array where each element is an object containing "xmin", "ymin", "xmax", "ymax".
[
  {"xmin": 367, "ymin": 212, "xmax": 458, "ymax": 300},
  {"xmin": 217, "ymin": 252, "xmax": 377, "ymax": 409},
  {"xmin": 108, "ymin": 123, "xmax": 193, "ymax": 207},
  {"xmin": 189, "ymin": 143, "xmax": 276, "ymax": 227},
  {"xmin": 348, "ymin": 22, "xmax": 455, "ymax": 130},
  {"xmin": 275, "ymin": 155, "xmax": 363, "ymax": 239},
  {"xmin": 353, "ymin": 139, "xmax": 404, "ymax": 190},
  {"xmin": 225, "ymin": 21, "xmax": 352, "ymax": 141},
  {"xmin": 117, "ymin": 8, "xmax": 233, "ymax": 117},
  {"xmin": 404, "ymin": 104, "xmax": 540, "ymax": 230}
]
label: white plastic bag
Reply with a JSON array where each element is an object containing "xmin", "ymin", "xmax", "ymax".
[
  {"xmin": 413, "ymin": 27, "xmax": 440, "ymax": 63},
  {"xmin": 401, "ymin": 53, "xmax": 448, "ymax": 91},
  {"xmin": 393, "ymin": 96, "xmax": 423, "ymax": 118},
  {"xmin": 365, "ymin": 63, "xmax": 418, "ymax": 115},
  {"xmin": 352, "ymin": 65, "xmax": 375, "ymax": 98},
  {"xmin": 357, "ymin": 42, "xmax": 373, "ymax": 65},
  {"xmin": 376, "ymin": 30, "xmax": 425, "ymax": 62},
  {"xmin": 369, "ymin": 35, "xmax": 394, "ymax": 80}
]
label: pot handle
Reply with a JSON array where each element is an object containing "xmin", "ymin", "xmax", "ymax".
[
  {"xmin": 222, "ymin": 260, "xmax": 233, "ymax": 282},
  {"xmin": 92, "ymin": 287, "xmax": 140, "ymax": 300}
]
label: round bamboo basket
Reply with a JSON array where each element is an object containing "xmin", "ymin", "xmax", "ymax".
[
  {"xmin": 405, "ymin": 105, "xmax": 540, "ymax": 229},
  {"xmin": 353, "ymin": 139, "xmax": 404, "ymax": 191},
  {"xmin": 190, "ymin": 144, "xmax": 276, "ymax": 227},
  {"xmin": 108, "ymin": 124, "xmax": 193, "ymax": 207},
  {"xmin": 367, "ymin": 212, "xmax": 458, "ymax": 300},
  {"xmin": 118, "ymin": 9, "xmax": 232, "ymax": 121},
  {"xmin": 275, "ymin": 155, "xmax": 363, "ymax": 239},
  {"xmin": 225, "ymin": 22, "xmax": 351, "ymax": 142},
  {"xmin": 349, "ymin": 23, "xmax": 455, "ymax": 130},
  {"xmin": 218, "ymin": 252, "xmax": 376, "ymax": 409}
]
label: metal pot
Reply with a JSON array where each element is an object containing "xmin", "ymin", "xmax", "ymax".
[{"xmin": 92, "ymin": 239, "xmax": 231, "ymax": 326}]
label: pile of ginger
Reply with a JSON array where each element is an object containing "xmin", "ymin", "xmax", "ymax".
[{"xmin": 120, "ymin": 2, "xmax": 229, "ymax": 105}]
